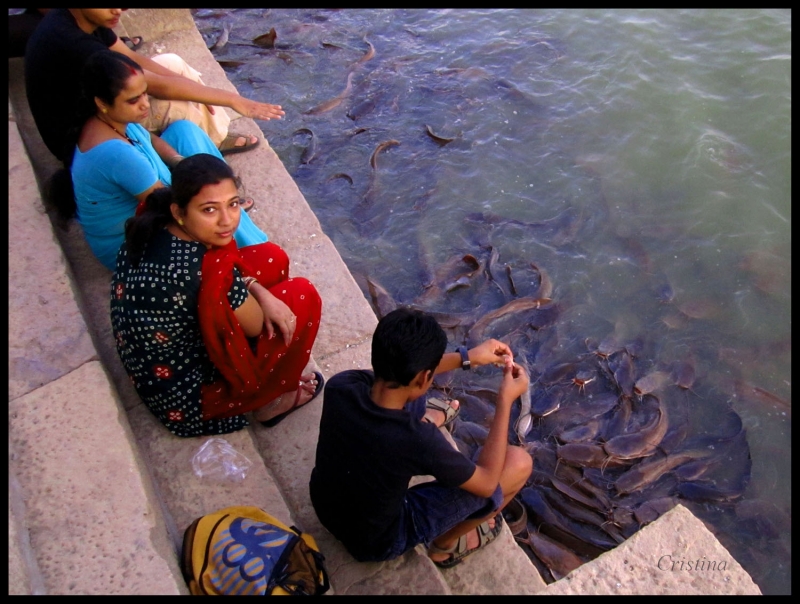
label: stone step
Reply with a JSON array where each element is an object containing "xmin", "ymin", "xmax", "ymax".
[
  {"xmin": 8, "ymin": 120, "xmax": 184, "ymax": 595},
  {"xmin": 542, "ymin": 504, "xmax": 761, "ymax": 595}
]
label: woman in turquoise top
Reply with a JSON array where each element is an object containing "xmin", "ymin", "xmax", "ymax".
[{"xmin": 69, "ymin": 50, "xmax": 266, "ymax": 270}]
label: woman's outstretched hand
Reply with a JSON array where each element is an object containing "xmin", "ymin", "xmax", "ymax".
[{"xmin": 231, "ymin": 96, "xmax": 285, "ymax": 121}]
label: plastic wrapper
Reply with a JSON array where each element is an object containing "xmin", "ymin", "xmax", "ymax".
[{"xmin": 191, "ymin": 437, "xmax": 253, "ymax": 482}]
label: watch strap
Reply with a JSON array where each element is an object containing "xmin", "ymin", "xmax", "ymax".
[{"xmin": 457, "ymin": 346, "xmax": 471, "ymax": 371}]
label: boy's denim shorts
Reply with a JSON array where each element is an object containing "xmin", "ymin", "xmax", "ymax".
[{"xmin": 379, "ymin": 447, "xmax": 504, "ymax": 561}]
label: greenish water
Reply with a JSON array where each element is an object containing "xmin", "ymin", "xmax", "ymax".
[{"xmin": 193, "ymin": 9, "xmax": 790, "ymax": 594}]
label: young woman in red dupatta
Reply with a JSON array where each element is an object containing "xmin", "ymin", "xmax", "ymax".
[{"xmin": 111, "ymin": 154, "xmax": 323, "ymax": 438}]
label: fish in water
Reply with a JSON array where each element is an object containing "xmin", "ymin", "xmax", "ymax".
[
  {"xmin": 516, "ymin": 527, "xmax": 585, "ymax": 581},
  {"xmin": 515, "ymin": 383, "xmax": 533, "ymax": 442},
  {"xmin": 304, "ymin": 71, "xmax": 355, "ymax": 115},
  {"xmin": 352, "ymin": 35, "xmax": 375, "ymax": 66},
  {"xmin": 633, "ymin": 370, "xmax": 671, "ymax": 398},
  {"xmin": 326, "ymin": 172, "xmax": 354, "ymax": 186},
  {"xmin": 369, "ymin": 139, "xmax": 400, "ymax": 169},
  {"xmin": 210, "ymin": 22, "xmax": 232, "ymax": 51},
  {"xmin": 216, "ymin": 59, "xmax": 245, "ymax": 68},
  {"xmin": 614, "ymin": 449, "xmax": 712, "ymax": 495},
  {"xmin": 425, "ymin": 124, "xmax": 456, "ymax": 146},
  {"xmin": 467, "ymin": 296, "xmax": 553, "ymax": 344},
  {"xmin": 253, "ymin": 27, "xmax": 277, "ymax": 48},
  {"xmin": 444, "ymin": 275, "xmax": 471, "ymax": 293},
  {"xmin": 297, "ymin": 129, "xmax": 317, "ymax": 164},
  {"xmin": 556, "ymin": 443, "xmax": 632, "ymax": 471},
  {"xmin": 347, "ymin": 91, "xmax": 383, "ymax": 121},
  {"xmin": 602, "ymin": 395, "xmax": 669, "ymax": 461},
  {"xmin": 366, "ymin": 276, "xmax": 397, "ymax": 319}
]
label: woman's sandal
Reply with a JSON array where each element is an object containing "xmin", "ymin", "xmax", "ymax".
[
  {"xmin": 121, "ymin": 35, "xmax": 144, "ymax": 51},
  {"xmin": 239, "ymin": 197, "xmax": 255, "ymax": 212},
  {"xmin": 424, "ymin": 396, "xmax": 460, "ymax": 431},
  {"xmin": 219, "ymin": 134, "xmax": 260, "ymax": 156},
  {"xmin": 260, "ymin": 371, "xmax": 325, "ymax": 428},
  {"xmin": 429, "ymin": 514, "xmax": 504, "ymax": 569}
]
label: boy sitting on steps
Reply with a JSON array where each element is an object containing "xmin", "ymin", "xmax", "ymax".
[{"xmin": 310, "ymin": 307, "xmax": 533, "ymax": 567}]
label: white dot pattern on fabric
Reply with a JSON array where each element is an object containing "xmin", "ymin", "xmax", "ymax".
[{"xmin": 110, "ymin": 230, "xmax": 250, "ymax": 437}]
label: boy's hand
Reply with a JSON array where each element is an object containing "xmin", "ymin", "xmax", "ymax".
[
  {"xmin": 469, "ymin": 339, "xmax": 514, "ymax": 368},
  {"xmin": 497, "ymin": 361, "xmax": 529, "ymax": 407}
]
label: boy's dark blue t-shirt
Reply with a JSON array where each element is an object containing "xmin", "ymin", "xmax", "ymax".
[{"xmin": 310, "ymin": 369, "xmax": 476, "ymax": 561}]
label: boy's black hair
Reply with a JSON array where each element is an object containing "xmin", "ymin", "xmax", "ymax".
[{"xmin": 371, "ymin": 307, "xmax": 448, "ymax": 387}]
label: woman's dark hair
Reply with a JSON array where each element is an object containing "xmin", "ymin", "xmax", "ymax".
[
  {"xmin": 124, "ymin": 154, "xmax": 238, "ymax": 267},
  {"xmin": 81, "ymin": 50, "xmax": 143, "ymax": 112},
  {"xmin": 64, "ymin": 50, "xmax": 143, "ymax": 168},
  {"xmin": 60, "ymin": 51, "xmax": 145, "ymax": 219},
  {"xmin": 371, "ymin": 307, "xmax": 448, "ymax": 387}
]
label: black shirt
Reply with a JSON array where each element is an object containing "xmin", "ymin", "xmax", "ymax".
[
  {"xmin": 309, "ymin": 369, "xmax": 476, "ymax": 560},
  {"xmin": 24, "ymin": 9, "xmax": 117, "ymax": 161}
]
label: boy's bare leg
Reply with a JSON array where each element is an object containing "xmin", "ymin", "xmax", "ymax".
[{"xmin": 429, "ymin": 445, "xmax": 532, "ymax": 562}]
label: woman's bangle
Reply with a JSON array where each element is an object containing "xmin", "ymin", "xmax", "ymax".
[
  {"xmin": 167, "ymin": 154, "xmax": 184, "ymax": 168},
  {"xmin": 243, "ymin": 276, "xmax": 259, "ymax": 291}
]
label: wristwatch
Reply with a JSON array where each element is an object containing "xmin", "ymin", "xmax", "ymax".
[{"xmin": 457, "ymin": 346, "xmax": 471, "ymax": 371}]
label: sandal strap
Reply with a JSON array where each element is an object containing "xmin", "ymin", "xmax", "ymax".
[
  {"xmin": 428, "ymin": 533, "xmax": 467, "ymax": 556},
  {"xmin": 426, "ymin": 396, "xmax": 460, "ymax": 426},
  {"xmin": 429, "ymin": 516, "xmax": 503, "ymax": 568}
]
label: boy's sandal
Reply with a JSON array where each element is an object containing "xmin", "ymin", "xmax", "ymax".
[
  {"xmin": 424, "ymin": 396, "xmax": 460, "ymax": 430},
  {"xmin": 429, "ymin": 514, "xmax": 504, "ymax": 569},
  {"xmin": 219, "ymin": 133, "xmax": 261, "ymax": 155},
  {"xmin": 261, "ymin": 371, "xmax": 325, "ymax": 428},
  {"xmin": 121, "ymin": 36, "xmax": 144, "ymax": 51}
]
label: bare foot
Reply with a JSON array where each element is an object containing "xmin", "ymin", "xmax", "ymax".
[
  {"xmin": 231, "ymin": 134, "xmax": 257, "ymax": 148},
  {"xmin": 429, "ymin": 516, "xmax": 496, "ymax": 564},
  {"xmin": 423, "ymin": 399, "xmax": 459, "ymax": 428}
]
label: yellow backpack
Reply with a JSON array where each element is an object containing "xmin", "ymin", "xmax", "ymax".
[{"xmin": 181, "ymin": 505, "xmax": 330, "ymax": 596}]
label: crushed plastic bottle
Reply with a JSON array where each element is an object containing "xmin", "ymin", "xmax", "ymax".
[{"xmin": 191, "ymin": 437, "xmax": 252, "ymax": 483}]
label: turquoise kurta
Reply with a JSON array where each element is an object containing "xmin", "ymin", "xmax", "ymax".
[{"xmin": 71, "ymin": 120, "xmax": 267, "ymax": 269}]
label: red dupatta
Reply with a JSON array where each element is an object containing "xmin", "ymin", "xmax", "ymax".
[{"xmin": 197, "ymin": 240, "xmax": 279, "ymax": 420}]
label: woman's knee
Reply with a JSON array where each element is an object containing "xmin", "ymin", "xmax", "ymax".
[
  {"xmin": 240, "ymin": 242, "xmax": 290, "ymax": 280},
  {"xmin": 150, "ymin": 53, "xmax": 202, "ymax": 81},
  {"xmin": 285, "ymin": 278, "xmax": 323, "ymax": 322}
]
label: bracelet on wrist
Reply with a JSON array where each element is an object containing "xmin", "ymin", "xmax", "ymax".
[{"xmin": 243, "ymin": 276, "xmax": 258, "ymax": 291}]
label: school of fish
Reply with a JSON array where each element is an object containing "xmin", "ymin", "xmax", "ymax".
[{"xmin": 366, "ymin": 245, "xmax": 752, "ymax": 584}]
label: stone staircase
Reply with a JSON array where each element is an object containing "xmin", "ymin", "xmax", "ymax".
[{"xmin": 7, "ymin": 9, "xmax": 760, "ymax": 596}]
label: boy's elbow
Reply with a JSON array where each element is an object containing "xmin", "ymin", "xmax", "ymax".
[
  {"xmin": 464, "ymin": 469, "xmax": 500, "ymax": 498},
  {"xmin": 479, "ymin": 481, "xmax": 501, "ymax": 498}
]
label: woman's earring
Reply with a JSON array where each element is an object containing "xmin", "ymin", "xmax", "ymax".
[
  {"xmin": 178, "ymin": 219, "xmax": 184, "ymax": 226},
  {"xmin": 101, "ymin": 108, "xmax": 108, "ymax": 114}
]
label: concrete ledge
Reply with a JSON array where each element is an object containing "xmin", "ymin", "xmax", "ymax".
[
  {"xmin": 543, "ymin": 504, "xmax": 761, "ymax": 595},
  {"xmin": 126, "ymin": 404, "xmax": 293, "ymax": 548},
  {"xmin": 8, "ymin": 362, "xmax": 185, "ymax": 594},
  {"xmin": 8, "ymin": 473, "xmax": 46, "ymax": 595},
  {"xmin": 8, "ymin": 124, "xmax": 97, "ymax": 400}
]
